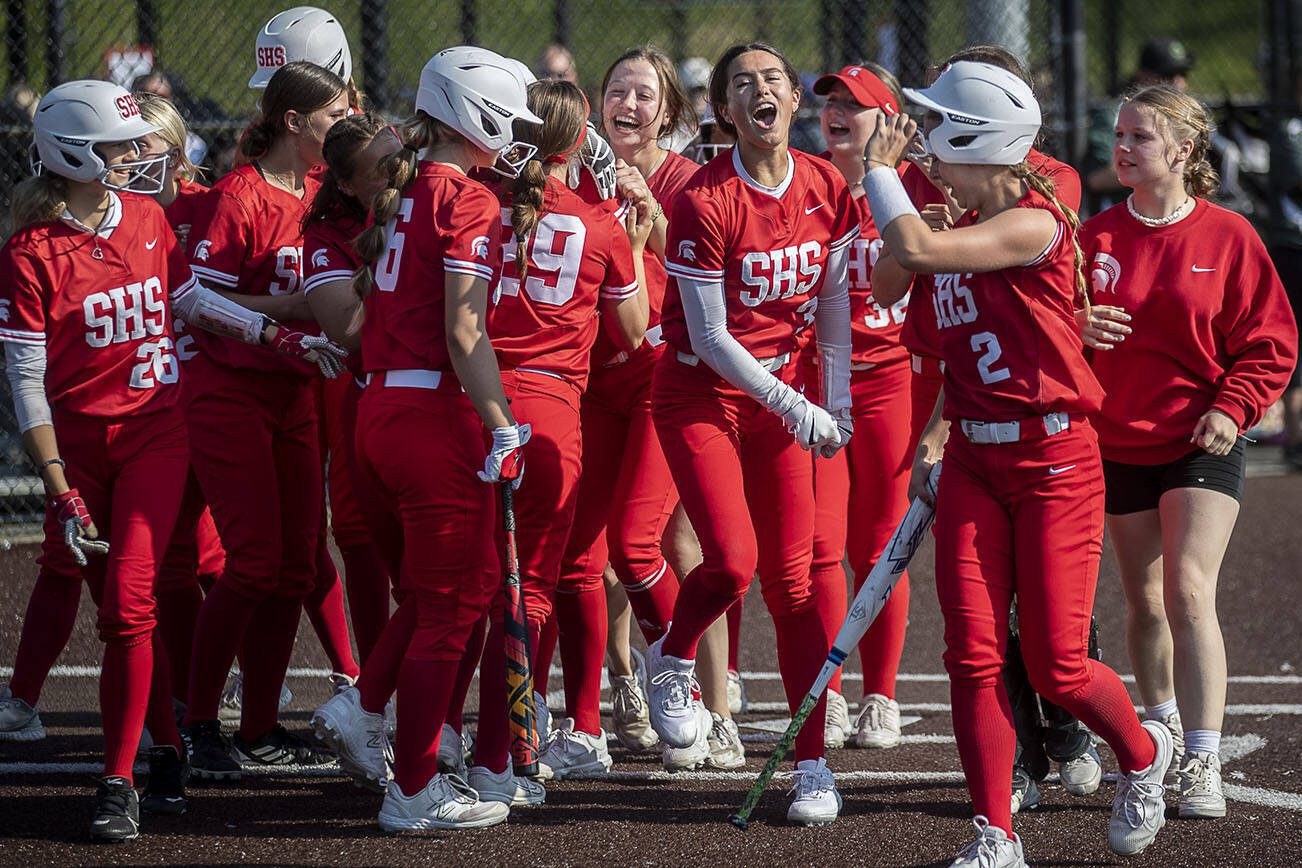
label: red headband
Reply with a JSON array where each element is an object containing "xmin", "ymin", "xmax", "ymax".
[{"xmin": 543, "ymin": 92, "xmax": 591, "ymax": 164}]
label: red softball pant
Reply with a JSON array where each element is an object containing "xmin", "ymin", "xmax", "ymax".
[
  {"xmin": 653, "ymin": 352, "xmax": 833, "ymax": 762},
  {"xmin": 809, "ymin": 360, "xmax": 914, "ymax": 699},
  {"xmin": 935, "ymin": 419, "xmax": 1155, "ymax": 833},
  {"xmin": 52, "ymin": 404, "xmax": 189, "ymax": 780}
]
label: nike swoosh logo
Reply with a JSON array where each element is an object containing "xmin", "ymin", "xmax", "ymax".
[
  {"xmin": 145, "ymin": 239, "xmax": 158, "ymax": 250},
  {"xmin": 1191, "ymin": 265, "xmax": 1215, "ymax": 272},
  {"xmin": 804, "ymin": 204, "xmax": 824, "ymax": 215},
  {"xmin": 1048, "ymin": 464, "xmax": 1076, "ymax": 475}
]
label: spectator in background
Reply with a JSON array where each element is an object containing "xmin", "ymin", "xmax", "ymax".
[
  {"xmin": 0, "ymin": 83, "xmax": 41, "ymax": 237},
  {"xmin": 1269, "ymin": 71, "xmax": 1302, "ymax": 469},
  {"xmin": 1085, "ymin": 37, "xmax": 1194, "ymax": 211},
  {"xmin": 537, "ymin": 43, "xmax": 578, "ymax": 83}
]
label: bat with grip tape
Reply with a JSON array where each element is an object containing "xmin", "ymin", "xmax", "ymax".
[
  {"xmin": 729, "ymin": 461, "xmax": 941, "ymax": 830},
  {"xmin": 500, "ymin": 482, "xmax": 540, "ymax": 777}
]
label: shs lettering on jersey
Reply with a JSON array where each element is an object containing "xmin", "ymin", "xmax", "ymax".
[
  {"xmin": 488, "ymin": 176, "xmax": 639, "ymax": 389},
  {"xmin": 927, "ymin": 188, "xmax": 1102, "ymax": 423},
  {"xmin": 186, "ymin": 164, "xmax": 321, "ymax": 376},
  {"xmin": 662, "ymin": 149, "xmax": 857, "ymax": 363},
  {"xmin": 0, "ymin": 192, "xmax": 199, "ymax": 416}
]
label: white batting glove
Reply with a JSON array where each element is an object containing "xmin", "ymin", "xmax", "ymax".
[
  {"xmin": 479, "ymin": 423, "xmax": 531, "ymax": 488},
  {"xmin": 819, "ymin": 408, "xmax": 854, "ymax": 458},
  {"xmin": 576, "ymin": 123, "xmax": 617, "ymax": 200},
  {"xmin": 778, "ymin": 395, "xmax": 840, "ymax": 453}
]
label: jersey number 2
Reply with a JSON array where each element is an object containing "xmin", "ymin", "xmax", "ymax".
[{"xmin": 970, "ymin": 331, "xmax": 1010, "ymax": 384}]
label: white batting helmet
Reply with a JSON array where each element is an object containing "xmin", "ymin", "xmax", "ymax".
[
  {"xmin": 904, "ymin": 61, "xmax": 1040, "ymax": 166},
  {"xmin": 416, "ymin": 46, "xmax": 543, "ymax": 177},
  {"xmin": 249, "ymin": 6, "xmax": 352, "ymax": 89},
  {"xmin": 31, "ymin": 80, "xmax": 167, "ymax": 193}
]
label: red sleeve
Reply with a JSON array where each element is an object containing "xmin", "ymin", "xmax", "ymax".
[
  {"xmin": 439, "ymin": 184, "xmax": 499, "ymax": 282},
  {"xmin": 1048, "ymin": 164, "xmax": 1083, "ymax": 213},
  {"xmin": 599, "ymin": 211, "xmax": 639, "ymax": 299},
  {"xmin": 303, "ymin": 226, "xmax": 357, "ymax": 295},
  {"xmin": 665, "ymin": 187, "xmax": 726, "ymax": 283},
  {"xmin": 0, "ymin": 242, "xmax": 48, "ymax": 346},
  {"xmin": 1209, "ymin": 232, "xmax": 1300, "ymax": 427},
  {"xmin": 189, "ymin": 190, "xmax": 251, "ymax": 289}
]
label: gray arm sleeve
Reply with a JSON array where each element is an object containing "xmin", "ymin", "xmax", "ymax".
[
  {"xmin": 4, "ymin": 341, "xmax": 51, "ymax": 432},
  {"xmin": 816, "ymin": 243, "xmax": 852, "ymax": 413}
]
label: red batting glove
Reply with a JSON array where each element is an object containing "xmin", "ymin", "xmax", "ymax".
[
  {"xmin": 479, "ymin": 424, "xmax": 531, "ymax": 489},
  {"xmin": 268, "ymin": 327, "xmax": 348, "ymax": 379},
  {"xmin": 50, "ymin": 488, "xmax": 109, "ymax": 566}
]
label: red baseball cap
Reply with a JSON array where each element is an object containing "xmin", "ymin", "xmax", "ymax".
[{"xmin": 813, "ymin": 66, "xmax": 898, "ymax": 114}]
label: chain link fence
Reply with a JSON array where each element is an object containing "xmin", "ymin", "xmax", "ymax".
[{"xmin": 0, "ymin": 0, "xmax": 1294, "ymax": 537}]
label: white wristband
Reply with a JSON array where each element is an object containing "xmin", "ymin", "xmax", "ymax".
[{"xmin": 863, "ymin": 165, "xmax": 920, "ymax": 232}]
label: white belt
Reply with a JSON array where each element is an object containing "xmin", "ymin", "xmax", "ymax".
[
  {"xmin": 603, "ymin": 324, "xmax": 666, "ymax": 368},
  {"xmin": 676, "ymin": 350, "xmax": 790, "ymax": 373},
  {"xmin": 383, "ymin": 369, "xmax": 449, "ymax": 390},
  {"xmin": 959, "ymin": 412, "xmax": 1070, "ymax": 445},
  {"xmin": 516, "ymin": 366, "xmax": 567, "ymax": 382}
]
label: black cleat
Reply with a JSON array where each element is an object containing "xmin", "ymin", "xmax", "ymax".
[
  {"xmin": 185, "ymin": 719, "xmax": 242, "ymax": 780},
  {"xmin": 141, "ymin": 745, "xmax": 190, "ymax": 815},
  {"xmin": 89, "ymin": 776, "xmax": 139, "ymax": 843},
  {"xmin": 232, "ymin": 724, "xmax": 335, "ymax": 767}
]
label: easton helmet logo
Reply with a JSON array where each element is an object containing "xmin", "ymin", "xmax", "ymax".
[
  {"xmin": 677, "ymin": 240, "xmax": 697, "ymax": 262},
  {"xmin": 481, "ymin": 98, "xmax": 514, "ymax": 119},
  {"xmin": 194, "ymin": 240, "xmax": 212, "ymax": 261},
  {"xmin": 1091, "ymin": 252, "xmax": 1121, "ymax": 295},
  {"xmin": 312, "ymin": 249, "xmax": 329, "ymax": 268}
]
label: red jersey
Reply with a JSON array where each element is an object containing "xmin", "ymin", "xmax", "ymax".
[
  {"xmin": 928, "ymin": 187, "xmax": 1102, "ymax": 422},
  {"xmin": 303, "ymin": 211, "xmax": 366, "ymax": 377},
  {"xmin": 1081, "ymin": 199, "xmax": 1299, "ymax": 463},
  {"xmin": 360, "ymin": 162, "xmax": 502, "ymax": 375},
  {"xmin": 165, "ymin": 176, "xmax": 210, "ymax": 366},
  {"xmin": 842, "ymin": 168, "xmax": 910, "ymax": 368},
  {"xmin": 661, "ymin": 149, "xmax": 858, "ymax": 361},
  {"xmin": 0, "ymin": 192, "xmax": 199, "ymax": 416},
  {"xmin": 489, "ymin": 176, "xmax": 639, "ymax": 389},
  {"xmin": 187, "ymin": 164, "xmax": 321, "ymax": 376}
]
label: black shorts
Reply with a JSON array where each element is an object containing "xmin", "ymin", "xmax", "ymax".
[{"xmin": 1102, "ymin": 439, "xmax": 1246, "ymax": 515}]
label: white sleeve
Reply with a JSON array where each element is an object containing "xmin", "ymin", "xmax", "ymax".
[
  {"xmin": 170, "ymin": 279, "xmax": 266, "ymax": 345},
  {"xmin": 4, "ymin": 341, "xmax": 52, "ymax": 432},
  {"xmin": 816, "ymin": 243, "xmax": 853, "ymax": 414},
  {"xmin": 677, "ymin": 273, "xmax": 805, "ymax": 419}
]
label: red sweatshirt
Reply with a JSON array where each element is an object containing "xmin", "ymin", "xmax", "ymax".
[{"xmin": 1080, "ymin": 199, "xmax": 1299, "ymax": 464}]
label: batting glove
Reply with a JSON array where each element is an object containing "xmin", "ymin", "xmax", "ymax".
[
  {"xmin": 479, "ymin": 423, "xmax": 532, "ymax": 488},
  {"xmin": 778, "ymin": 395, "xmax": 841, "ymax": 453},
  {"xmin": 269, "ymin": 328, "xmax": 349, "ymax": 379},
  {"xmin": 50, "ymin": 488, "xmax": 109, "ymax": 567},
  {"xmin": 576, "ymin": 123, "xmax": 617, "ymax": 200},
  {"xmin": 819, "ymin": 408, "xmax": 854, "ymax": 458}
]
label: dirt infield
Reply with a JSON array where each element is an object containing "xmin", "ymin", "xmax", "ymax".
[{"xmin": 2, "ymin": 472, "xmax": 1300, "ymax": 866}]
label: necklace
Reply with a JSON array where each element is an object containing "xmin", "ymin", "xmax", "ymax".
[
  {"xmin": 1126, "ymin": 193, "xmax": 1193, "ymax": 227},
  {"xmin": 255, "ymin": 161, "xmax": 301, "ymax": 196}
]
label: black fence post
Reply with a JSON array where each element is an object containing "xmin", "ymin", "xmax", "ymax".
[
  {"xmin": 461, "ymin": 0, "xmax": 476, "ymax": 45},
  {"xmin": 668, "ymin": 0, "xmax": 687, "ymax": 64},
  {"xmin": 1104, "ymin": 0, "xmax": 1120, "ymax": 97},
  {"xmin": 1059, "ymin": 0, "xmax": 1087, "ymax": 166},
  {"xmin": 137, "ymin": 0, "xmax": 160, "ymax": 56},
  {"xmin": 1267, "ymin": 0, "xmax": 1302, "ymax": 111},
  {"xmin": 843, "ymin": 0, "xmax": 870, "ymax": 67},
  {"xmin": 895, "ymin": 0, "xmax": 929, "ymax": 88},
  {"xmin": 553, "ymin": 0, "xmax": 570, "ymax": 47},
  {"xmin": 6, "ymin": 0, "xmax": 27, "ymax": 85},
  {"xmin": 45, "ymin": 0, "xmax": 67, "ymax": 86},
  {"xmin": 361, "ymin": 0, "xmax": 390, "ymax": 111}
]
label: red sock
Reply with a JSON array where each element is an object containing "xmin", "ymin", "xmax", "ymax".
[
  {"xmin": 339, "ymin": 543, "xmax": 391, "ymax": 664},
  {"xmin": 858, "ymin": 572, "xmax": 909, "ymax": 699},
  {"xmin": 8, "ymin": 566, "xmax": 82, "ymax": 705},
  {"xmin": 662, "ymin": 565, "xmax": 737, "ymax": 660},
  {"xmin": 155, "ymin": 581, "xmax": 204, "ymax": 702},
  {"xmin": 236, "ymin": 597, "xmax": 302, "ymax": 741},
  {"xmin": 304, "ymin": 554, "xmax": 360, "ymax": 679},
  {"xmin": 809, "ymin": 562, "xmax": 848, "ymax": 696},
  {"xmin": 144, "ymin": 632, "xmax": 183, "ymax": 752},
  {"xmin": 358, "ymin": 596, "xmax": 416, "ymax": 715},
  {"xmin": 101, "ymin": 634, "xmax": 152, "ymax": 783},
  {"xmin": 1046, "ymin": 660, "xmax": 1157, "ymax": 774},
  {"xmin": 622, "ymin": 559, "xmax": 679, "ymax": 644},
  {"xmin": 532, "ymin": 615, "xmax": 558, "ymax": 702},
  {"xmin": 446, "ymin": 616, "xmax": 486, "ymax": 733},
  {"xmin": 183, "ymin": 581, "xmax": 257, "ymax": 724},
  {"xmin": 393, "ymin": 657, "xmax": 458, "ymax": 795},
  {"xmin": 726, "ymin": 597, "xmax": 743, "ymax": 673},
  {"xmin": 774, "ymin": 605, "xmax": 831, "ymax": 762},
  {"xmin": 950, "ymin": 681, "xmax": 1017, "ymax": 834},
  {"xmin": 474, "ymin": 619, "xmax": 511, "ymax": 774},
  {"xmin": 556, "ymin": 586, "xmax": 607, "ymax": 736}
]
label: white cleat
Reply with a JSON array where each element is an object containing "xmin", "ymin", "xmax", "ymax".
[
  {"xmin": 1178, "ymin": 751, "xmax": 1226, "ymax": 819},
  {"xmin": 610, "ymin": 673, "xmax": 658, "ymax": 751},
  {"xmin": 1108, "ymin": 719, "xmax": 1173, "ymax": 856},
  {"xmin": 311, "ymin": 686, "xmax": 390, "ymax": 793},
  {"xmin": 852, "ymin": 693, "xmax": 901, "ymax": 749},
  {"xmin": 645, "ymin": 636, "xmax": 701, "ymax": 749},
  {"xmin": 726, "ymin": 669, "xmax": 748, "ymax": 715},
  {"xmin": 1059, "ymin": 745, "xmax": 1103, "ymax": 796},
  {"xmin": 438, "ymin": 724, "xmax": 468, "ymax": 780},
  {"xmin": 786, "ymin": 757, "xmax": 841, "ymax": 826},
  {"xmin": 824, "ymin": 689, "xmax": 851, "ymax": 750},
  {"xmin": 1154, "ymin": 709, "xmax": 1184, "ymax": 787},
  {"xmin": 537, "ymin": 718, "xmax": 612, "ymax": 781},
  {"xmin": 328, "ymin": 672, "xmax": 356, "ymax": 695},
  {"xmin": 533, "ymin": 691, "xmax": 552, "ymax": 744},
  {"xmin": 468, "ymin": 764, "xmax": 546, "ymax": 806},
  {"xmin": 661, "ymin": 702, "xmax": 712, "ymax": 772},
  {"xmin": 949, "ymin": 815, "xmax": 1026, "ymax": 867},
  {"xmin": 377, "ymin": 774, "xmax": 508, "ymax": 832},
  {"xmin": 0, "ymin": 687, "xmax": 45, "ymax": 742},
  {"xmin": 705, "ymin": 712, "xmax": 746, "ymax": 770}
]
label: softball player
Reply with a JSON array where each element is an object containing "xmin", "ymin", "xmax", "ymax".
[
  {"xmin": 0, "ymin": 80, "xmax": 338, "ymax": 841},
  {"xmin": 313, "ymin": 46, "xmax": 537, "ymax": 831},
  {"xmin": 863, "ymin": 62, "xmax": 1172, "ymax": 865},
  {"xmin": 646, "ymin": 42, "xmax": 856, "ymax": 825},
  {"xmin": 180, "ymin": 61, "xmax": 348, "ymax": 779},
  {"xmin": 1081, "ymin": 85, "xmax": 1298, "ymax": 820}
]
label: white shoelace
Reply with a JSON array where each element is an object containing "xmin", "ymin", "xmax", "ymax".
[
  {"xmin": 1115, "ymin": 774, "xmax": 1165, "ymax": 827},
  {"xmin": 649, "ymin": 669, "xmax": 694, "ymax": 711},
  {"xmin": 788, "ymin": 765, "xmax": 835, "ymax": 799},
  {"xmin": 955, "ymin": 816, "xmax": 1010, "ymax": 868}
]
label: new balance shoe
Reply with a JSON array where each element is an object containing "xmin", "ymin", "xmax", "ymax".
[
  {"xmin": 312, "ymin": 687, "xmax": 389, "ymax": 793},
  {"xmin": 949, "ymin": 815, "xmax": 1026, "ymax": 867},
  {"xmin": 0, "ymin": 687, "xmax": 45, "ymax": 741},
  {"xmin": 726, "ymin": 669, "xmax": 748, "ymax": 715},
  {"xmin": 1154, "ymin": 709, "xmax": 1184, "ymax": 787},
  {"xmin": 537, "ymin": 718, "xmax": 613, "ymax": 781},
  {"xmin": 232, "ymin": 724, "xmax": 335, "ymax": 768},
  {"xmin": 705, "ymin": 712, "xmax": 745, "ymax": 770},
  {"xmin": 661, "ymin": 702, "xmax": 711, "ymax": 771},
  {"xmin": 1010, "ymin": 765, "xmax": 1040, "ymax": 814},
  {"xmin": 468, "ymin": 764, "xmax": 546, "ymax": 806},
  {"xmin": 218, "ymin": 671, "xmax": 293, "ymax": 725},
  {"xmin": 438, "ymin": 724, "xmax": 468, "ymax": 780},
  {"xmin": 824, "ymin": 689, "xmax": 851, "ymax": 749},
  {"xmin": 90, "ymin": 776, "xmax": 139, "ymax": 843},
  {"xmin": 610, "ymin": 673, "xmax": 658, "ymax": 751},
  {"xmin": 1178, "ymin": 751, "xmax": 1226, "ymax": 819},
  {"xmin": 786, "ymin": 757, "xmax": 841, "ymax": 826},
  {"xmin": 1108, "ymin": 719, "xmax": 1173, "ymax": 856},
  {"xmin": 852, "ymin": 693, "xmax": 901, "ymax": 749},
  {"xmin": 1060, "ymin": 745, "xmax": 1103, "ymax": 796},
  {"xmin": 377, "ymin": 774, "xmax": 509, "ymax": 832},
  {"xmin": 185, "ymin": 719, "xmax": 242, "ymax": 780},
  {"xmin": 645, "ymin": 635, "xmax": 701, "ymax": 748},
  {"xmin": 141, "ymin": 745, "xmax": 190, "ymax": 815}
]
